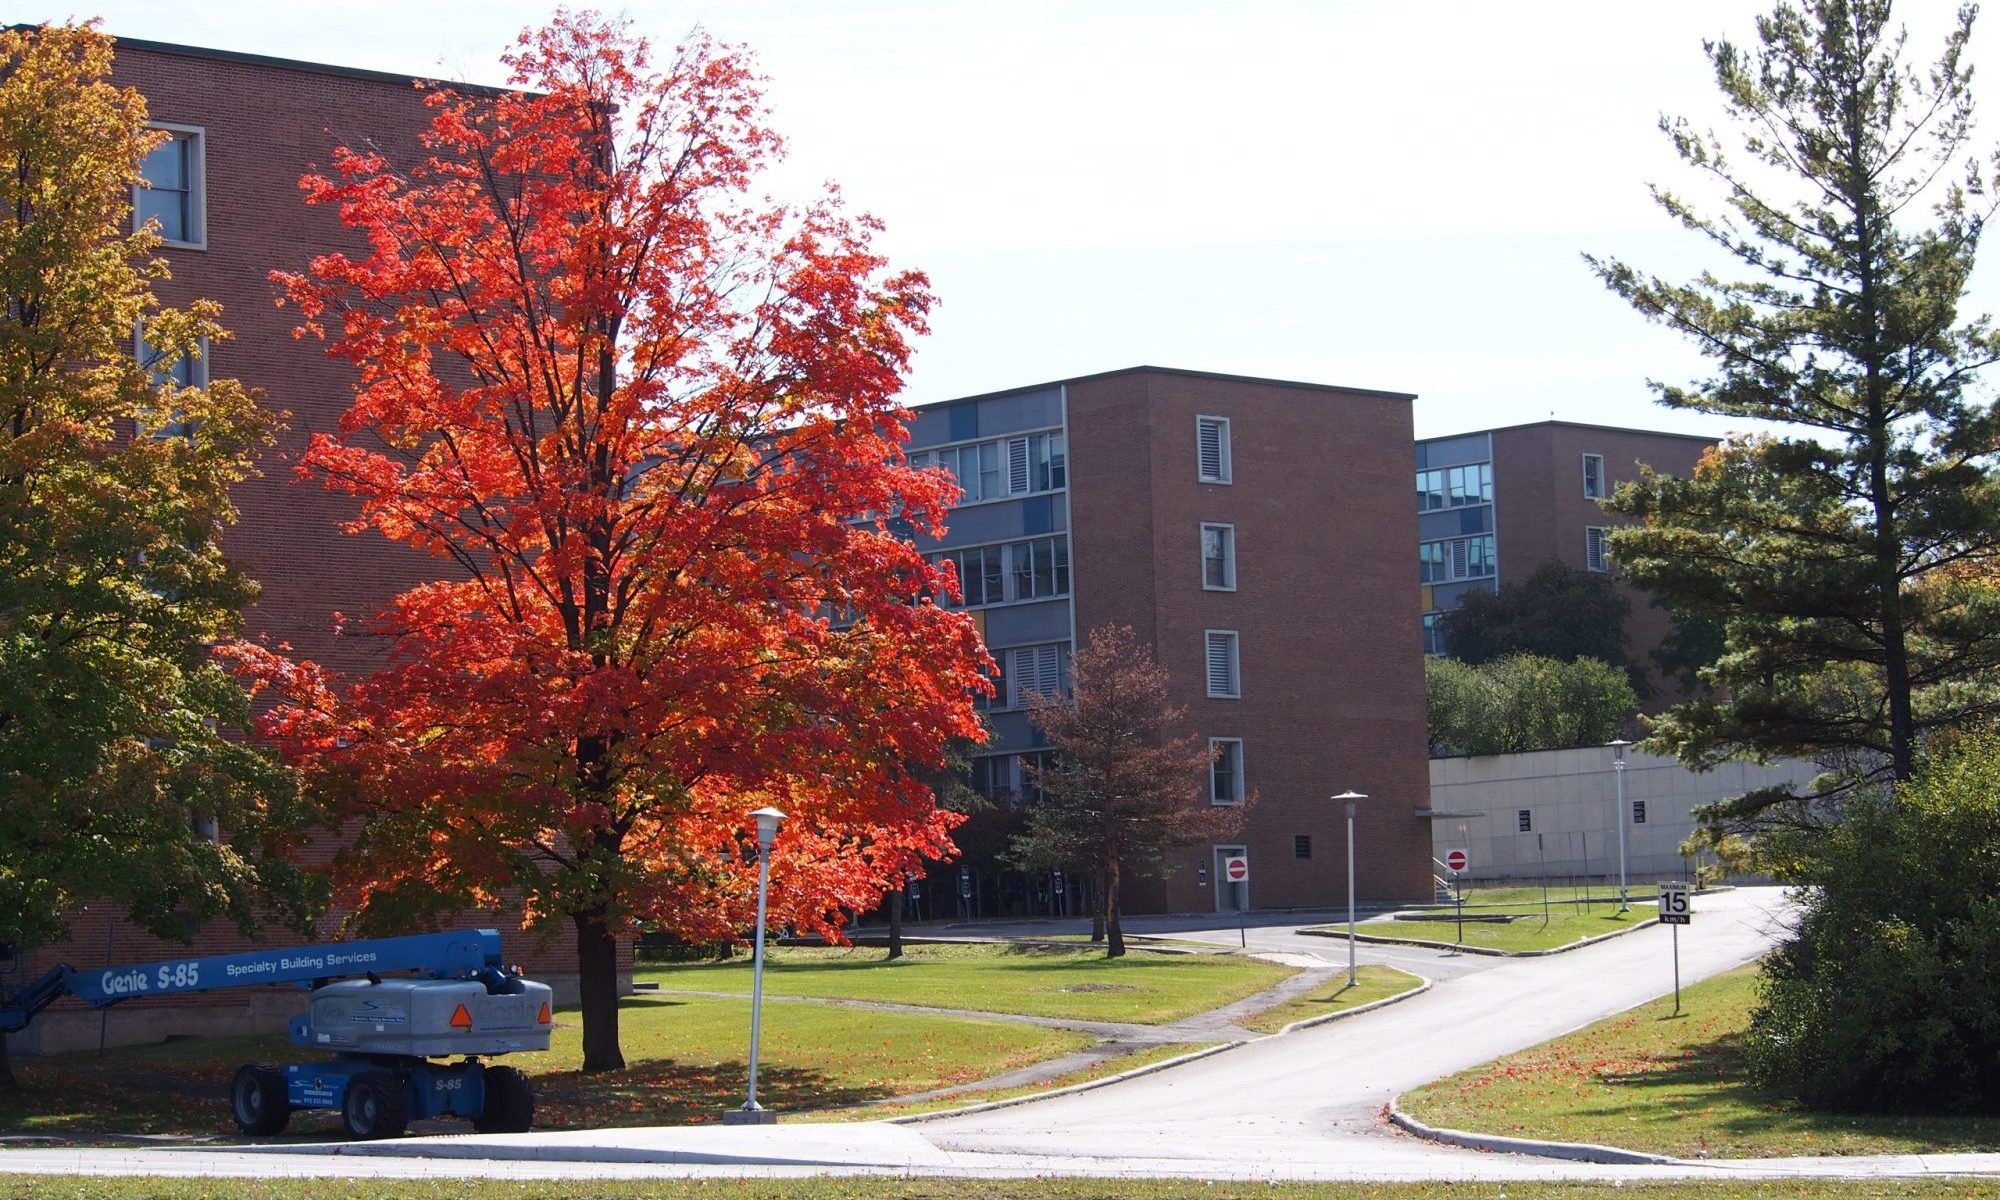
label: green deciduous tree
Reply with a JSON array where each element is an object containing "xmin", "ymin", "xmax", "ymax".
[
  {"xmin": 1588, "ymin": 0, "xmax": 2000, "ymax": 834},
  {"xmin": 1436, "ymin": 560, "xmax": 1635, "ymax": 680},
  {"xmin": 1010, "ymin": 625, "xmax": 1239, "ymax": 958},
  {"xmin": 1425, "ymin": 654, "xmax": 1638, "ymax": 758},
  {"xmin": 1747, "ymin": 730, "xmax": 2000, "ymax": 1112},
  {"xmin": 0, "ymin": 23, "xmax": 318, "ymax": 1088}
]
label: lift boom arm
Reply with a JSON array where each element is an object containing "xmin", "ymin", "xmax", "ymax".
[{"xmin": 0, "ymin": 929, "xmax": 508, "ymax": 1033}]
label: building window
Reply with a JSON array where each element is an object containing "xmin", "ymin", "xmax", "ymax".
[
  {"xmin": 1583, "ymin": 453, "xmax": 1605, "ymax": 500},
  {"xmin": 136, "ymin": 326, "xmax": 207, "ymax": 438},
  {"xmin": 1205, "ymin": 630, "xmax": 1240, "ymax": 699},
  {"xmin": 908, "ymin": 430, "xmax": 1066, "ymax": 507},
  {"xmin": 933, "ymin": 535, "xmax": 1069, "ymax": 609},
  {"xmin": 1294, "ymin": 834, "xmax": 1312, "ymax": 860},
  {"xmin": 1197, "ymin": 415, "xmax": 1231, "ymax": 484},
  {"xmin": 1003, "ymin": 642, "xmax": 1069, "ymax": 709},
  {"xmin": 1419, "ymin": 534, "xmax": 1497, "ymax": 584},
  {"xmin": 1201, "ymin": 523, "xmax": 1236, "ymax": 591},
  {"xmin": 1416, "ymin": 462, "xmax": 1493, "ymax": 512},
  {"xmin": 137, "ymin": 126, "xmax": 204, "ymax": 248},
  {"xmin": 1209, "ymin": 737, "xmax": 1244, "ymax": 805},
  {"xmin": 1518, "ymin": 809, "xmax": 1532, "ymax": 832},
  {"xmin": 1422, "ymin": 612, "xmax": 1447, "ymax": 656},
  {"xmin": 1632, "ymin": 800, "xmax": 1647, "ymax": 825},
  {"xmin": 1586, "ymin": 526, "xmax": 1610, "ymax": 573},
  {"xmin": 1016, "ymin": 751, "xmax": 1054, "ymax": 807}
]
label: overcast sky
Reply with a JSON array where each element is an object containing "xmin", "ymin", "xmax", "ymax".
[{"xmin": 44, "ymin": 1, "xmax": 2000, "ymax": 438}]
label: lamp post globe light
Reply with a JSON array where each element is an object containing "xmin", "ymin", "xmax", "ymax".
[
  {"xmin": 1608, "ymin": 740, "xmax": 1631, "ymax": 913},
  {"xmin": 724, "ymin": 805, "xmax": 786, "ymax": 1125},
  {"xmin": 1332, "ymin": 791, "xmax": 1367, "ymax": 988}
]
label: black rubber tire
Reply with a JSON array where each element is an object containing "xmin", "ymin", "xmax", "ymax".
[
  {"xmin": 229, "ymin": 1063, "xmax": 291, "ymax": 1137},
  {"xmin": 473, "ymin": 1064, "xmax": 534, "ymax": 1133},
  {"xmin": 341, "ymin": 1071, "xmax": 408, "ymax": 1140}
]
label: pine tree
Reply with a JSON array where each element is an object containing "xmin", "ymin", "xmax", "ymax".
[{"xmin": 1587, "ymin": 0, "xmax": 2000, "ymax": 838}]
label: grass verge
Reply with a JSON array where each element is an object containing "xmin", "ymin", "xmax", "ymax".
[
  {"xmin": 639, "ymin": 942, "xmax": 1296, "ymax": 1024},
  {"xmin": 1400, "ymin": 964, "xmax": 2000, "ymax": 1158},
  {"xmin": 0, "ymin": 993, "xmax": 1091, "ymax": 1138},
  {"xmin": 1343, "ymin": 905, "xmax": 1645, "ymax": 953},
  {"xmin": 1236, "ymin": 965, "xmax": 1423, "ymax": 1035},
  {"xmin": 0, "ymin": 1176, "xmax": 1993, "ymax": 1198}
]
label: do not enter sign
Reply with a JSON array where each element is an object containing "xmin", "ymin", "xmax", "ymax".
[
  {"xmin": 1444, "ymin": 848, "xmax": 1469, "ymax": 873},
  {"xmin": 1223, "ymin": 855, "xmax": 1249, "ymax": 883}
]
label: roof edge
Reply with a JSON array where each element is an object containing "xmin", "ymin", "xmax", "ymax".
[
  {"xmin": 1422, "ymin": 418, "xmax": 1721, "ymax": 443},
  {"xmin": 912, "ymin": 365, "xmax": 1417, "ymax": 409},
  {"xmin": 100, "ymin": 30, "xmax": 514, "ymax": 97}
]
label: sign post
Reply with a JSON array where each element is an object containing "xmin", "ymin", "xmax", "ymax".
[
  {"xmin": 1223, "ymin": 856, "xmax": 1249, "ymax": 947},
  {"xmin": 1657, "ymin": 882, "xmax": 1692, "ymax": 1014},
  {"xmin": 1444, "ymin": 848, "xmax": 1469, "ymax": 945}
]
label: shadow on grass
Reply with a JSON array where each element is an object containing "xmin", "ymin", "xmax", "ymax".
[
  {"xmin": 1575, "ymin": 1026, "xmax": 2000, "ymax": 1153},
  {"xmin": 534, "ymin": 1058, "xmax": 894, "ymax": 1127}
]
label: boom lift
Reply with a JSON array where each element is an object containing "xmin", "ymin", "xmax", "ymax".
[{"xmin": 0, "ymin": 929, "xmax": 553, "ymax": 1139}]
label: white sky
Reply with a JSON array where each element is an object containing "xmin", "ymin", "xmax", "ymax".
[{"xmin": 43, "ymin": 1, "xmax": 2000, "ymax": 438}]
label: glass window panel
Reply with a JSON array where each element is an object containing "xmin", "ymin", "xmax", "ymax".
[
  {"xmin": 979, "ymin": 441, "xmax": 1002, "ymax": 500},
  {"xmin": 1048, "ymin": 433, "xmax": 1066, "ymax": 489}
]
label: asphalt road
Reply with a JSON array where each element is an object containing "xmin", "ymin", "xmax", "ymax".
[{"xmin": 8, "ymin": 887, "xmax": 1996, "ymax": 1182}]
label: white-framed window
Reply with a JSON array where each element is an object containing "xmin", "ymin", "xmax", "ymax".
[
  {"xmin": 1204, "ymin": 629, "xmax": 1240, "ymax": 699},
  {"xmin": 1582, "ymin": 453, "xmax": 1605, "ymax": 500},
  {"xmin": 1196, "ymin": 415, "xmax": 1231, "ymax": 484},
  {"xmin": 1586, "ymin": 526, "xmax": 1610, "ymax": 573},
  {"xmin": 908, "ymin": 429, "xmax": 1065, "ymax": 507},
  {"xmin": 137, "ymin": 124, "xmax": 206, "ymax": 249},
  {"xmin": 1422, "ymin": 612, "xmax": 1447, "ymax": 656},
  {"xmin": 932, "ymin": 535, "xmax": 1070, "ymax": 609},
  {"xmin": 1419, "ymin": 534, "xmax": 1496, "ymax": 584},
  {"xmin": 1209, "ymin": 737, "xmax": 1244, "ymax": 805},
  {"xmin": 1201, "ymin": 523, "xmax": 1236, "ymax": 591},
  {"xmin": 1416, "ymin": 462, "xmax": 1493, "ymax": 511},
  {"xmin": 136, "ymin": 325, "xmax": 208, "ymax": 438},
  {"xmin": 1003, "ymin": 641, "xmax": 1069, "ymax": 709}
]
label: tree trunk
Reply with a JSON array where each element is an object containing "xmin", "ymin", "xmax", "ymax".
[
  {"xmin": 1089, "ymin": 867, "xmax": 1106, "ymax": 942},
  {"xmin": 572, "ymin": 905, "xmax": 625, "ymax": 1072},
  {"xmin": 1104, "ymin": 852, "xmax": 1125, "ymax": 959},
  {"xmin": 886, "ymin": 885, "xmax": 905, "ymax": 960},
  {"xmin": 0, "ymin": 1032, "xmax": 17, "ymax": 1093}
]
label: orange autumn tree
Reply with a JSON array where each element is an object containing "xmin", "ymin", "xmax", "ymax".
[{"xmin": 228, "ymin": 12, "xmax": 986, "ymax": 1072}]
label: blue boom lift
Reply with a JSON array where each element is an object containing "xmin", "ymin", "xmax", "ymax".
[{"xmin": 0, "ymin": 929, "xmax": 553, "ymax": 1139}]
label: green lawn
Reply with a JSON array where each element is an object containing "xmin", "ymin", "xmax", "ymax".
[
  {"xmin": 0, "ymin": 993, "xmax": 1090, "ymax": 1138},
  {"xmin": 639, "ymin": 943, "xmax": 1297, "ymax": 1024},
  {"xmin": 1237, "ymin": 965, "xmax": 1424, "ymax": 1035},
  {"xmin": 1401, "ymin": 964, "xmax": 2000, "ymax": 1158},
  {"xmin": 1344, "ymin": 905, "xmax": 1646, "ymax": 953},
  {"xmin": 1442, "ymin": 884, "xmax": 1664, "ymax": 910},
  {"xmin": 0, "ymin": 1176, "xmax": 1991, "ymax": 1200}
]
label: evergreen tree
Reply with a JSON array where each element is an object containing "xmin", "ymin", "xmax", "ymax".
[
  {"xmin": 1587, "ymin": 0, "xmax": 2000, "ymax": 835},
  {"xmin": 1436, "ymin": 560, "xmax": 1634, "ymax": 677}
]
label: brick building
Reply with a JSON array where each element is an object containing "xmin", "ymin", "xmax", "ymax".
[
  {"xmin": 1416, "ymin": 421, "xmax": 1715, "ymax": 693},
  {"xmin": 906, "ymin": 368, "xmax": 1436, "ymax": 916}
]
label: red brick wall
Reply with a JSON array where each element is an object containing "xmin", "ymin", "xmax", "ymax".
[{"xmin": 1068, "ymin": 370, "xmax": 1434, "ymax": 912}]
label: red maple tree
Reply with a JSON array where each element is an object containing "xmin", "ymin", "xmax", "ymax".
[{"xmin": 226, "ymin": 12, "xmax": 986, "ymax": 1071}]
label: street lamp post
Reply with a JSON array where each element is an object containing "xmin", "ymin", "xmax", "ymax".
[
  {"xmin": 1609, "ymin": 740, "xmax": 1631, "ymax": 913},
  {"xmin": 1332, "ymin": 791, "xmax": 1367, "ymax": 988},
  {"xmin": 724, "ymin": 805, "xmax": 786, "ymax": 1125}
]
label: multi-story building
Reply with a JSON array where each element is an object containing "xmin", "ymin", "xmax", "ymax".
[
  {"xmin": 905, "ymin": 368, "xmax": 1436, "ymax": 917},
  {"xmin": 1416, "ymin": 421, "xmax": 1716, "ymax": 690}
]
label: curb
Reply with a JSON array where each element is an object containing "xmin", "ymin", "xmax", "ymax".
[
  {"xmin": 1272, "ymin": 974, "xmax": 1432, "ymax": 1036},
  {"xmin": 1297, "ymin": 917, "xmax": 1659, "ymax": 957},
  {"xmin": 1387, "ymin": 1098, "xmax": 1678, "ymax": 1165},
  {"xmin": 889, "ymin": 1043, "xmax": 1237, "ymax": 1123}
]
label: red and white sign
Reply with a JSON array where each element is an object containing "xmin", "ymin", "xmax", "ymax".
[
  {"xmin": 1444, "ymin": 848, "xmax": 1469, "ymax": 873},
  {"xmin": 1223, "ymin": 855, "xmax": 1249, "ymax": 883}
]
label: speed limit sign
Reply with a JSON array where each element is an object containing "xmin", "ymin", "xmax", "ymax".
[{"xmin": 1657, "ymin": 882, "xmax": 1691, "ymax": 925}]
